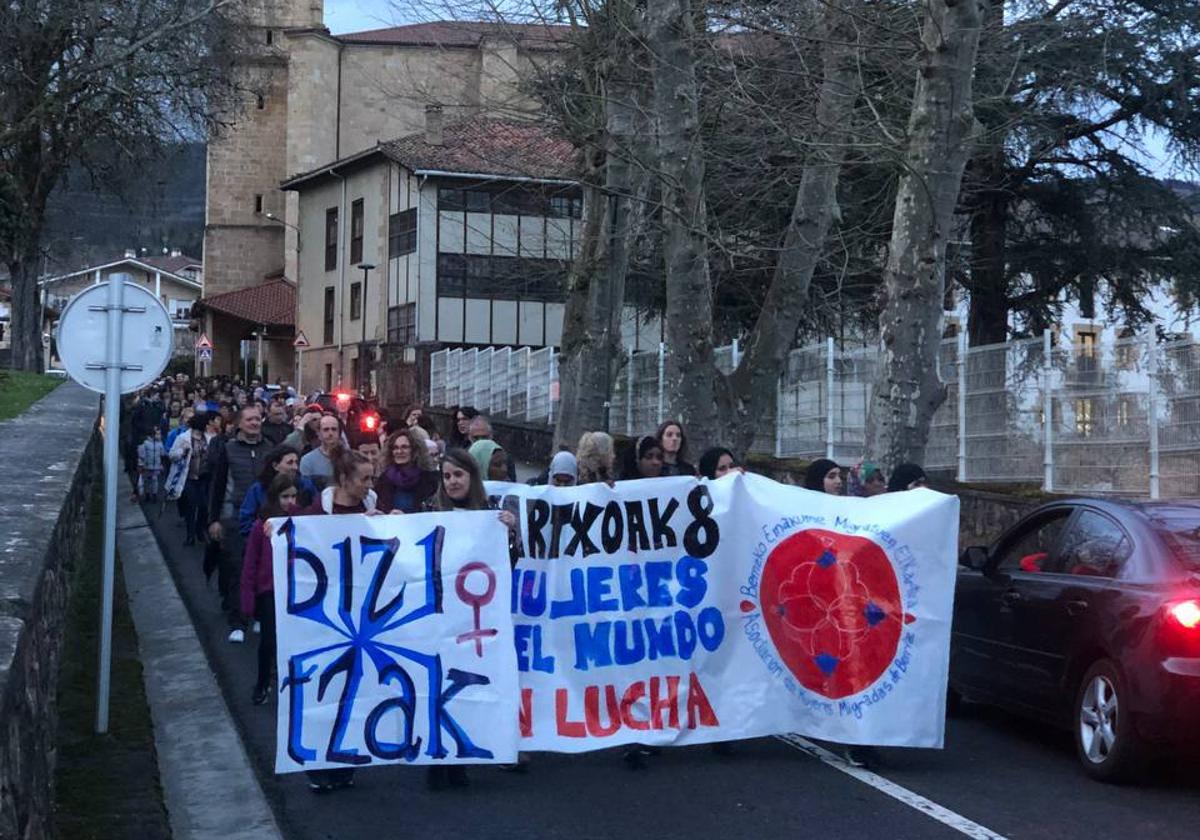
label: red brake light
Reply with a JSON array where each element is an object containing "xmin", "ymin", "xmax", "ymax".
[
  {"xmin": 1169, "ymin": 600, "xmax": 1200, "ymax": 630},
  {"xmin": 361, "ymin": 414, "xmax": 378, "ymax": 432},
  {"xmin": 335, "ymin": 391, "xmax": 351, "ymax": 403}
]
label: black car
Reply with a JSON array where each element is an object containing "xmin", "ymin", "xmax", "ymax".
[
  {"xmin": 951, "ymin": 498, "xmax": 1200, "ymax": 781},
  {"xmin": 312, "ymin": 391, "xmax": 383, "ymax": 438}
]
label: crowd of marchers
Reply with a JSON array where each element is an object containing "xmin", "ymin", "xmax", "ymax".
[{"xmin": 120, "ymin": 373, "xmax": 931, "ymax": 791}]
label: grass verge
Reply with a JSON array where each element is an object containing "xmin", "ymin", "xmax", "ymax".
[
  {"xmin": 53, "ymin": 487, "xmax": 172, "ymax": 840},
  {"xmin": 0, "ymin": 370, "xmax": 62, "ymax": 420}
]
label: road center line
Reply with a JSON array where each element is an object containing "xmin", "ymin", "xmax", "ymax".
[{"xmin": 775, "ymin": 734, "xmax": 1010, "ymax": 840}]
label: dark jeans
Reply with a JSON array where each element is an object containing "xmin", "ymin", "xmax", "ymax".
[
  {"xmin": 181, "ymin": 478, "xmax": 209, "ymax": 541},
  {"xmin": 216, "ymin": 517, "xmax": 245, "ymax": 631},
  {"xmin": 254, "ymin": 593, "xmax": 276, "ymax": 693}
]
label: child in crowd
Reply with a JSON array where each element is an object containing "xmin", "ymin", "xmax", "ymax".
[{"xmin": 137, "ymin": 427, "xmax": 166, "ymax": 502}]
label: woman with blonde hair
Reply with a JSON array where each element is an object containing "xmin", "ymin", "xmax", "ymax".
[{"xmin": 576, "ymin": 431, "xmax": 616, "ymax": 485}]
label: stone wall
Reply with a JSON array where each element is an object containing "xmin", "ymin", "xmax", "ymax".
[{"xmin": 0, "ymin": 383, "xmax": 100, "ymax": 840}]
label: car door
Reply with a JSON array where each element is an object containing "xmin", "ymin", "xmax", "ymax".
[
  {"xmin": 1006, "ymin": 509, "xmax": 1134, "ymax": 715},
  {"xmin": 952, "ymin": 507, "xmax": 1074, "ymax": 704}
]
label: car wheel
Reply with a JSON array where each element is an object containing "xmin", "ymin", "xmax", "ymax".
[{"xmin": 1074, "ymin": 659, "xmax": 1144, "ymax": 783}]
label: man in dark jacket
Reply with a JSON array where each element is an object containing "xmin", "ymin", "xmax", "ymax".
[
  {"xmin": 261, "ymin": 399, "xmax": 292, "ymax": 447},
  {"xmin": 208, "ymin": 403, "xmax": 267, "ymax": 641}
]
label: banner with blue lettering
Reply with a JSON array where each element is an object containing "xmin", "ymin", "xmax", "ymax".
[
  {"xmin": 271, "ymin": 511, "xmax": 519, "ymax": 774},
  {"xmin": 490, "ymin": 473, "xmax": 959, "ymax": 752}
]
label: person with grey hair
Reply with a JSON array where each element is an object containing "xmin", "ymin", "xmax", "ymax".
[{"xmin": 467, "ymin": 413, "xmax": 516, "ymax": 481}]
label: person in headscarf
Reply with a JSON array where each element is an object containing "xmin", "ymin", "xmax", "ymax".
[
  {"xmin": 698, "ymin": 447, "xmax": 741, "ymax": 480},
  {"xmin": 849, "ymin": 460, "xmax": 887, "ymax": 497},
  {"xmin": 888, "ymin": 462, "xmax": 928, "ymax": 492},
  {"xmin": 549, "ymin": 450, "xmax": 578, "ymax": 486},
  {"xmin": 469, "ymin": 438, "xmax": 510, "ymax": 482},
  {"xmin": 803, "ymin": 458, "xmax": 843, "ymax": 494}
]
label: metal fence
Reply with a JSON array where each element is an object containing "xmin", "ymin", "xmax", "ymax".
[{"xmin": 430, "ymin": 329, "xmax": 1200, "ymax": 498}]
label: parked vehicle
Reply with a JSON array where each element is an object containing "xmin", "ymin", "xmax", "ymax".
[{"xmin": 951, "ymin": 498, "xmax": 1200, "ymax": 782}]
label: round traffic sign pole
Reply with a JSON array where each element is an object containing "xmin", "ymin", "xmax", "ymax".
[
  {"xmin": 56, "ymin": 273, "xmax": 174, "ymax": 734},
  {"xmin": 96, "ymin": 277, "xmax": 123, "ymax": 734}
]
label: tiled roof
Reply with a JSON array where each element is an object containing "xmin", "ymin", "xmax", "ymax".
[
  {"xmin": 142, "ymin": 254, "xmax": 201, "ymax": 274},
  {"xmin": 196, "ymin": 279, "xmax": 295, "ymax": 327},
  {"xmin": 337, "ymin": 20, "xmax": 570, "ymax": 50},
  {"xmin": 382, "ymin": 117, "xmax": 578, "ymax": 181}
]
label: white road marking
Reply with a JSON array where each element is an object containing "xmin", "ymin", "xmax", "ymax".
[{"xmin": 775, "ymin": 734, "xmax": 1011, "ymax": 840}]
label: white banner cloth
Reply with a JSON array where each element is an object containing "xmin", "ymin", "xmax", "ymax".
[
  {"xmin": 490, "ymin": 473, "xmax": 959, "ymax": 751},
  {"xmin": 271, "ymin": 511, "xmax": 518, "ymax": 774}
]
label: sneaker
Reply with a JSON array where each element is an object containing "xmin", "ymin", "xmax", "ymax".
[
  {"xmin": 252, "ymin": 621, "xmax": 261, "ymax": 634},
  {"xmin": 308, "ymin": 781, "xmax": 335, "ymax": 794},
  {"xmin": 228, "ymin": 629, "xmax": 245, "ymax": 643}
]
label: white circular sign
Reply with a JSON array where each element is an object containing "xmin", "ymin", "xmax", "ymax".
[{"xmin": 56, "ymin": 279, "xmax": 175, "ymax": 394}]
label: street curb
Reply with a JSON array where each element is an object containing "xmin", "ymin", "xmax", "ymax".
[{"xmin": 117, "ymin": 493, "xmax": 284, "ymax": 840}]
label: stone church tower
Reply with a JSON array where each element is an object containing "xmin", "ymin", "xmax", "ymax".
[{"xmin": 203, "ymin": 0, "xmax": 324, "ymax": 298}]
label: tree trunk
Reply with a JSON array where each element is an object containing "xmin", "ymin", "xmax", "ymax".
[
  {"xmin": 554, "ymin": 77, "xmax": 644, "ymax": 450},
  {"xmin": 722, "ymin": 6, "xmax": 860, "ymax": 454},
  {"xmin": 865, "ymin": 0, "xmax": 986, "ymax": 468},
  {"xmin": 9, "ymin": 251, "xmax": 45, "ymax": 372},
  {"xmin": 645, "ymin": 0, "xmax": 719, "ymax": 443},
  {"xmin": 967, "ymin": 177, "xmax": 1010, "ymax": 347}
]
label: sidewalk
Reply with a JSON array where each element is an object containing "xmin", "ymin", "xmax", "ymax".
[{"xmin": 117, "ymin": 491, "xmax": 282, "ymax": 840}]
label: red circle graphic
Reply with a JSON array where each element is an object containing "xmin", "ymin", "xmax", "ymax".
[{"xmin": 759, "ymin": 528, "xmax": 903, "ymax": 699}]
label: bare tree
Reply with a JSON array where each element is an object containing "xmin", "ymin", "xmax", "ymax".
[
  {"xmin": 864, "ymin": 0, "xmax": 986, "ymax": 465},
  {"xmin": 0, "ymin": 0, "xmax": 244, "ymax": 371}
]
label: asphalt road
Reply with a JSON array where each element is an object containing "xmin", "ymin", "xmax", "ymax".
[{"xmin": 143, "ymin": 501, "xmax": 1200, "ymax": 840}]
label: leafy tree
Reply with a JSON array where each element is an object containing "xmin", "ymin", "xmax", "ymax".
[
  {"xmin": 962, "ymin": 0, "xmax": 1200, "ymax": 346},
  {"xmin": 0, "ymin": 0, "xmax": 245, "ymax": 371}
]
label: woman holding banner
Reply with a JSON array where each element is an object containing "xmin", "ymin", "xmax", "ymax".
[
  {"xmin": 240, "ymin": 474, "xmax": 302, "ymax": 706},
  {"xmin": 657, "ymin": 420, "xmax": 697, "ymax": 477},
  {"xmin": 301, "ymin": 450, "xmax": 379, "ymax": 793},
  {"xmin": 426, "ymin": 448, "xmax": 520, "ymax": 787}
]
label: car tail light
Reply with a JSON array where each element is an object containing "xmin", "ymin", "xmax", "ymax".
[
  {"xmin": 361, "ymin": 413, "xmax": 379, "ymax": 433},
  {"xmin": 1157, "ymin": 598, "xmax": 1200, "ymax": 656},
  {"xmin": 1168, "ymin": 599, "xmax": 1200, "ymax": 630}
]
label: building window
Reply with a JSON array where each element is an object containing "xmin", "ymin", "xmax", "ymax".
[
  {"xmin": 324, "ymin": 207, "xmax": 338, "ymax": 271},
  {"xmin": 388, "ymin": 303, "xmax": 416, "ymax": 345},
  {"xmin": 324, "ymin": 364, "xmax": 333, "ymax": 392},
  {"xmin": 323, "ymin": 286, "xmax": 335, "ymax": 344},
  {"xmin": 548, "ymin": 193, "xmax": 583, "ymax": 219},
  {"xmin": 436, "ymin": 253, "xmax": 566, "ymax": 301},
  {"xmin": 438, "ymin": 188, "xmax": 492, "ymax": 213},
  {"xmin": 1074, "ymin": 398, "xmax": 1094, "ymax": 438},
  {"xmin": 266, "ymin": 30, "xmax": 274, "ymax": 45},
  {"xmin": 350, "ymin": 282, "xmax": 362, "ymax": 320},
  {"xmin": 256, "ymin": 94, "xmax": 265, "ymax": 110},
  {"xmin": 389, "ymin": 208, "xmax": 417, "ymax": 256},
  {"xmin": 350, "ymin": 199, "xmax": 364, "ymax": 265},
  {"xmin": 1117, "ymin": 397, "xmax": 1132, "ymax": 430},
  {"xmin": 254, "ymin": 194, "xmax": 263, "ymax": 214}
]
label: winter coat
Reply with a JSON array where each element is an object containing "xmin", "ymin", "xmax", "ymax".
[
  {"xmin": 208, "ymin": 434, "xmax": 269, "ymax": 524},
  {"xmin": 138, "ymin": 439, "xmax": 165, "ymax": 473},
  {"xmin": 239, "ymin": 476, "xmax": 318, "ymax": 536},
  {"xmin": 240, "ymin": 519, "xmax": 275, "ymax": 620},
  {"xmin": 375, "ymin": 468, "xmax": 438, "ymax": 513}
]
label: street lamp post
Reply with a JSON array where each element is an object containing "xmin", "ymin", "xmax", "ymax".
[{"xmin": 358, "ymin": 263, "xmax": 375, "ymax": 394}]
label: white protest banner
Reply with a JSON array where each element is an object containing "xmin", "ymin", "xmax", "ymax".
[
  {"xmin": 488, "ymin": 472, "xmax": 959, "ymax": 752},
  {"xmin": 271, "ymin": 511, "xmax": 518, "ymax": 774}
]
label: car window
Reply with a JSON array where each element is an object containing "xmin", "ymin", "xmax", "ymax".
[
  {"xmin": 1053, "ymin": 511, "xmax": 1132, "ymax": 578},
  {"xmin": 994, "ymin": 511, "xmax": 1072, "ymax": 573},
  {"xmin": 1149, "ymin": 513, "xmax": 1200, "ymax": 572}
]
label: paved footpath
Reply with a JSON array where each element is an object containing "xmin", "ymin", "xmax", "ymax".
[{"xmin": 136, "ymin": 496, "xmax": 1200, "ymax": 840}]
